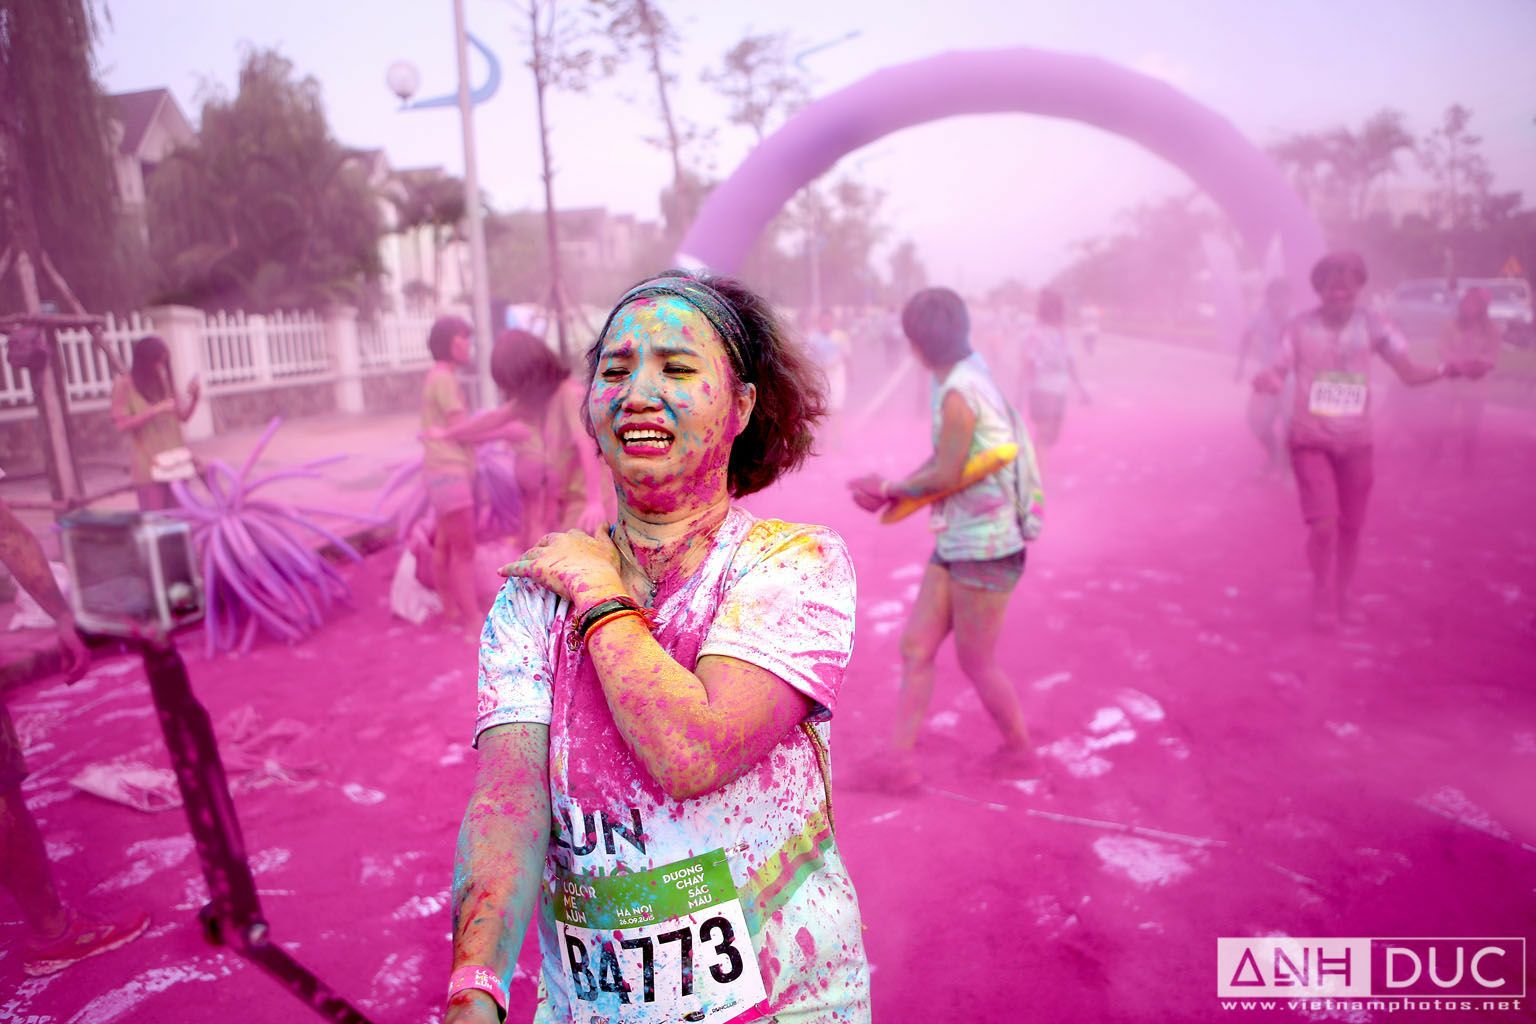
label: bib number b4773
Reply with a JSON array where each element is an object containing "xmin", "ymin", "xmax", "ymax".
[{"xmin": 555, "ymin": 849, "xmax": 767, "ymax": 1023}]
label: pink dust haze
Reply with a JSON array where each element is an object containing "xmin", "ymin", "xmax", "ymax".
[{"xmin": 4, "ymin": 5, "xmax": 1533, "ymax": 1022}]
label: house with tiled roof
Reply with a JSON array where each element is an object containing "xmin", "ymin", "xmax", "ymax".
[{"xmin": 108, "ymin": 88, "xmax": 195, "ymax": 242}]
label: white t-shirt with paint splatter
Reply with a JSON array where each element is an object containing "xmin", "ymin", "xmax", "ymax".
[{"xmin": 476, "ymin": 505, "xmax": 871, "ymax": 1023}]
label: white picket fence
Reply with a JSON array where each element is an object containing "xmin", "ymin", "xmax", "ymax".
[
  {"xmin": 359, "ymin": 312, "xmax": 436, "ymax": 371},
  {"xmin": 0, "ymin": 311, "xmax": 154, "ymax": 412},
  {"xmin": 1, "ymin": 308, "xmax": 438, "ymax": 420},
  {"xmin": 202, "ymin": 310, "xmax": 331, "ymax": 390}
]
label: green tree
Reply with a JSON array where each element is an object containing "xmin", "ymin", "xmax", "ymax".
[
  {"xmin": 590, "ymin": 0, "xmax": 685, "ymax": 183},
  {"xmin": 1419, "ymin": 104, "xmax": 1495, "ymax": 232},
  {"xmin": 1272, "ymin": 109, "xmax": 1413, "ymax": 227},
  {"xmin": 391, "ymin": 168, "xmax": 468, "ymax": 302},
  {"xmin": 1054, "ymin": 193, "xmax": 1219, "ymax": 318},
  {"xmin": 146, "ymin": 48, "xmax": 383, "ymax": 311},
  {"xmin": 1329, "ymin": 110, "xmax": 1414, "ymax": 222},
  {"xmin": 814, "ymin": 178, "xmax": 887, "ymax": 307},
  {"xmin": 516, "ymin": 0, "xmax": 614, "ymax": 354},
  {"xmin": 703, "ymin": 32, "xmax": 806, "ymax": 143},
  {"xmin": 591, "ymin": 0, "xmax": 714, "ymax": 250},
  {"xmin": 889, "ymin": 240, "xmax": 928, "ymax": 302},
  {"xmin": 1270, "ymin": 132, "xmax": 1333, "ymax": 212},
  {"xmin": 0, "ymin": 0, "xmax": 140, "ymax": 311}
]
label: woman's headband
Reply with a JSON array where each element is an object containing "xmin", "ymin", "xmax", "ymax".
[{"xmin": 595, "ymin": 275, "xmax": 750, "ymax": 378}]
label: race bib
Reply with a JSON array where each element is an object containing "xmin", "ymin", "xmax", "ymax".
[
  {"xmin": 1308, "ymin": 372, "xmax": 1368, "ymax": 418},
  {"xmin": 555, "ymin": 849, "xmax": 768, "ymax": 1023}
]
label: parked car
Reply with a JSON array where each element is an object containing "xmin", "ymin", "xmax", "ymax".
[{"xmin": 1386, "ymin": 277, "xmax": 1535, "ymax": 348}]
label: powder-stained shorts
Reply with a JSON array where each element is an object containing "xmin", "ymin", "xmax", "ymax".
[
  {"xmin": 425, "ymin": 470, "xmax": 476, "ymax": 516},
  {"xmin": 1, "ymin": 701, "xmax": 28, "ymax": 789},
  {"xmin": 1290, "ymin": 444, "xmax": 1374, "ymax": 530},
  {"xmin": 930, "ymin": 546, "xmax": 1028, "ymax": 593}
]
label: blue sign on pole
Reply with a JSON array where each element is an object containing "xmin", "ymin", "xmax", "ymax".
[{"xmin": 403, "ymin": 32, "xmax": 502, "ymax": 110}]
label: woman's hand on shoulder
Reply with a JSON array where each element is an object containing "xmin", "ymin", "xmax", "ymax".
[{"xmin": 499, "ymin": 528, "xmax": 623, "ymax": 614}]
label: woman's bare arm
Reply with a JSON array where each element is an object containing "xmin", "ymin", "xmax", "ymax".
[
  {"xmin": 436, "ymin": 404, "xmax": 524, "ymax": 444},
  {"xmin": 584, "ymin": 622, "xmax": 812, "ymax": 800},
  {"xmin": 889, "ymin": 390, "xmax": 976, "ymax": 497},
  {"xmin": 448, "ymin": 722, "xmax": 551, "ymax": 1020}
]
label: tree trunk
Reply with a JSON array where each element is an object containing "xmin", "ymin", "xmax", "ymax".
[
  {"xmin": 635, "ymin": 0, "xmax": 683, "ymax": 187},
  {"xmin": 531, "ymin": 0, "xmax": 571, "ymax": 358},
  {"xmin": 0, "ymin": 49, "xmax": 84, "ymax": 505}
]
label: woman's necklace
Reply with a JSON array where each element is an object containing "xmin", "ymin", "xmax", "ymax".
[
  {"xmin": 613, "ymin": 509, "xmax": 729, "ymax": 609},
  {"xmin": 612, "ymin": 522, "xmax": 658, "ymax": 607}
]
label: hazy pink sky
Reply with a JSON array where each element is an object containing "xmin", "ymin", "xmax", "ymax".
[{"xmin": 95, "ymin": 0, "xmax": 1536, "ymax": 290}]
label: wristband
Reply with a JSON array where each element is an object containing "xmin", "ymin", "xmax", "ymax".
[
  {"xmin": 567, "ymin": 596, "xmax": 646, "ymax": 652},
  {"xmin": 447, "ymin": 965, "xmax": 507, "ymax": 1020},
  {"xmin": 584, "ymin": 607, "xmax": 649, "ymax": 648}
]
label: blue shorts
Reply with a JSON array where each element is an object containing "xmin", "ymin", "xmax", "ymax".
[{"xmin": 929, "ymin": 547, "xmax": 1027, "ymax": 593}]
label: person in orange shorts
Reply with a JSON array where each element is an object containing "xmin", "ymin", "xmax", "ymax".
[{"xmin": 419, "ymin": 316, "xmax": 480, "ymax": 635}]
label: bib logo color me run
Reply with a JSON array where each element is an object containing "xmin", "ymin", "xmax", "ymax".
[{"xmin": 1216, "ymin": 937, "xmax": 1526, "ymax": 1013}]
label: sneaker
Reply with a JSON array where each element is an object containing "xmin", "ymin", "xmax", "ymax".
[{"xmin": 23, "ymin": 907, "xmax": 151, "ymax": 977}]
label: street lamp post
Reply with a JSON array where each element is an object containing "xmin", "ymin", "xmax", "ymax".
[
  {"xmin": 387, "ymin": 4, "xmax": 502, "ymax": 407},
  {"xmin": 450, "ymin": 0, "xmax": 495, "ymax": 407}
]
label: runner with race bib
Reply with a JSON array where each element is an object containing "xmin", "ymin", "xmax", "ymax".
[
  {"xmin": 1252, "ymin": 251, "xmax": 1469, "ymax": 631},
  {"xmin": 447, "ymin": 272, "xmax": 870, "ymax": 1024}
]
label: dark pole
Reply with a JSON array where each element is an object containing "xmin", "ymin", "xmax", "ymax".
[
  {"xmin": 138, "ymin": 636, "xmax": 377, "ymax": 1024},
  {"xmin": 530, "ymin": 0, "xmax": 571, "ymax": 359}
]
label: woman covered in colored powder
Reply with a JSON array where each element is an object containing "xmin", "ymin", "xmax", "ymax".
[
  {"xmin": 109, "ymin": 336, "xmax": 200, "ymax": 510},
  {"xmin": 1019, "ymin": 289, "xmax": 1089, "ymax": 452},
  {"xmin": 425, "ymin": 328, "xmax": 609, "ymax": 544},
  {"xmin": 1252, "ymin": 251, "xmax": 1473, "ymax": 629},
  {"xmin": 419, "ymin": 315, "xmax": 480, "ymax": 634},
  {"xmin": 848, "ymin": 288, "xmax": 1039, "ymax": 793},
  {"xmin": 446, "ymin": 273, "xmax": 869, "ymax": 1023}
]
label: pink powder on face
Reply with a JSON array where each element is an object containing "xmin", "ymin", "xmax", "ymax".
[{"xmin": 586, "ymin": 297, "xmax": 747, "ymax": 514}]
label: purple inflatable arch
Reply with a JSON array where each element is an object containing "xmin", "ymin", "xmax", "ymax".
[{"xmin": 678, "ymin": 47, "xmax": 1324, "ymax": 289}]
